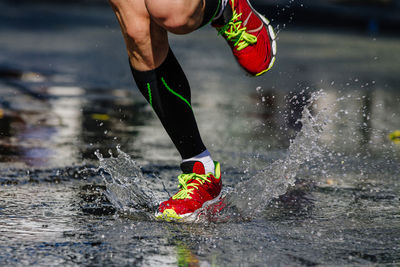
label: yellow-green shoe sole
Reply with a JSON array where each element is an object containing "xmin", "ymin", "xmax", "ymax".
[{"xmin": 156, "ymin": 209, "xmax": 183, "ymax": 222}]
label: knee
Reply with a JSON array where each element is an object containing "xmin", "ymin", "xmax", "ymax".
[
  {"xmin": 108, "ymin": 1, "xmax": 151, "ymax": 46},
  {"xmin": 125, "ymin": 21, "xmax": 150, "ymax": 47},
  {"xmin": 145, "ymin": 0, "xmax": 202, "ymax": 34}
]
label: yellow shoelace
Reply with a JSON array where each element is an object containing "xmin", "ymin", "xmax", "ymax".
[
  {"xmin": 217, "ymin": 8, "xmax": 258, "ymax": 51},
  {"xmin": 172, "ymin": 173, "xmax": 211, "ymax": 200}
]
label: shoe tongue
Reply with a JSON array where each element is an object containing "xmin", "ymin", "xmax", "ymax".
[{"xmin": 180, "ymin": 161, "xmax": 206, "ymax": 175}]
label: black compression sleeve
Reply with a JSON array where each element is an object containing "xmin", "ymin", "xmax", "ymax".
[
  {"xmin": 130, "ymin": 48, "xmax": 207, "ymax": 159},
  {"xmin": 199, "ymin": 0, "xmax": 221, "ymax": 28}
]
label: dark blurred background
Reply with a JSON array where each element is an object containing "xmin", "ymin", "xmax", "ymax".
[{"xmin": 2, "ymin": 0, "xmax": 400, "ymax": 34}]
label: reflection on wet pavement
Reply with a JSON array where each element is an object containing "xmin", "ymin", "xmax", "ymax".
[{"xmin": 0, "ymin": 2, "xmax": 400, "ymax": 266}]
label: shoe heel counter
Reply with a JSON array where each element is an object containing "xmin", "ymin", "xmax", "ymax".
[{"xmin": 214, "ymin": 161, "xmax": 221, "ymax": 179}]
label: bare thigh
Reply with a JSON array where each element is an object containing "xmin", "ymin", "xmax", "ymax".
[{"xmin": 109, "ymin": 0, "xmax": 169, "ymax": 71}]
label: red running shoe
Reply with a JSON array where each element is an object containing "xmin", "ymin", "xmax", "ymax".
[
  {"xmin": 212, "ymin": 0, "xmax": 277, "ymax": 76},
  {"xmin": 156, "ymin": 161, "xmax": 222, "ymax": 222}
]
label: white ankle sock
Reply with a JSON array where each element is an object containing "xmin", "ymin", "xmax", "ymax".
[
  {"xmin": 213, "ymin": 0, "xmax": 229, "ymax": 21},
  {"xmin": 182, "ymin": 149, "xmax": 215, "ymax": 174}
]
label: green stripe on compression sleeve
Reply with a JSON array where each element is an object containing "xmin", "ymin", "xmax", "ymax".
[
  {"xmin": 161, "ymin": 77, "xmax": 192, "ymax": 110},
  {"xmin": 146, "ymin": 83, "xmax": 152, "ymax": 106}
]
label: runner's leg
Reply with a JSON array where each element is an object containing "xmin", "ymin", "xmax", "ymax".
[
  {"xmin": 109, "ymin": 0, "xmax": 169, "ymax": 71},
  {"xmin": 109, "ymin": 0, "xmax": 215, "ymax": 172}
]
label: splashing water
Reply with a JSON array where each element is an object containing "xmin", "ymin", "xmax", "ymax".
[
  {"xmin": 95, "ymin": 90, "xmax": 335, "ymax": 222},
  {"xmin": 95, "ymin": 148, "xmax": 159, "ymax": 219},
  {"xmin": 203, "ymin": 91, "xmax": 328, "ymax": 222}
]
